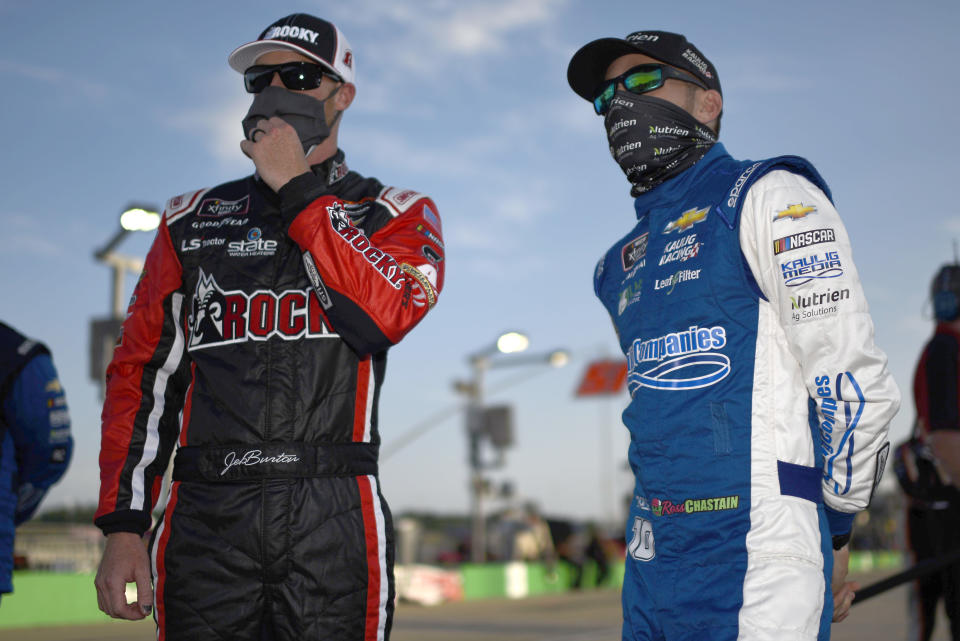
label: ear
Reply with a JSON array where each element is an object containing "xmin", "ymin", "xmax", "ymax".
[
  {"xmin": 695, "ymin": 89, "xmax": 722, "ymax": 127},
  {"xmin": 334, "ymin": 82, "xmax": 356, "ymax": 111}
]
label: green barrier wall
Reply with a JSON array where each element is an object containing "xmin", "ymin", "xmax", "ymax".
[
  {"xmin": 0, "ymin": 572, "xmax": 112, "ymax": 628},
  {"xmin": 460, "ymin": 560, "xmax": 624, "ymax": 601},
  {"xmin": 0, "ymin": 553, "xmax": 896, "ymax": 628}
]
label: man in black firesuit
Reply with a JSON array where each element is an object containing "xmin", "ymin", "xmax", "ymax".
[{"xmin": 94, "ymin": 14, "xmax": 444, "ymax": 640}]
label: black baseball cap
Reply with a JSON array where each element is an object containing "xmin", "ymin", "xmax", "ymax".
[
  {"xmin": 228, "ymin": 14, "xmax": 355, "ymax": 84},
  {"xmin": 567, "ymin": 31, "xmax": 720, "ymax": 101}
]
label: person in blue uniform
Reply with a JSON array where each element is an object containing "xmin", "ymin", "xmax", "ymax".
[
  {"xmin": 0, "ymin": 321, "xmax": 73, "ymax": 603},
  {"xmin": 567, "ymin": 31, "xmax": 900, "ymax": 641}
]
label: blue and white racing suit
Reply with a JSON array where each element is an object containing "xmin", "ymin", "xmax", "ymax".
[
  {"xmin": 0, "ymin": 322, "xmax": 72, "ymax": 597},
  {"xmin": 594, "ymin": 144, "xmax": 899, "ymax": 641}
]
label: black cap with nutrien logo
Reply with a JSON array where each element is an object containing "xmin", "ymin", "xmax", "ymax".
[{"xmin": 568, "ymin": 31, "xmax": 720, "ymax": 102}]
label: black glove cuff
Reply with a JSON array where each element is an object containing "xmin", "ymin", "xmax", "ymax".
[{"xmin": 832, "ymin": 532, "xmax": 851, "ymax": 550}]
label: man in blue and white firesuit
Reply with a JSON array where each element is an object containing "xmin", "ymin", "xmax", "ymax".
[
  {"xmin": 0, "ymin": 321, "xmax": 73, "ymax": 604},
  {"xmin": 567, "ymin": 31, "xmax": 900, "ymax": 641}
]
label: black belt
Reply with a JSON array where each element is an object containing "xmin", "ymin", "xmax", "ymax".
[{"xmin": 173, "ymin": 442, "xmax": 378, "ymax": 482}]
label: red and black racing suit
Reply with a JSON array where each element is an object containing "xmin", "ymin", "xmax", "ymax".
[
  {"xmin": 909, "ymin": 323, "xmax": 960, "ymax": 641},
  {"xmin": 95, "ymin": 150, "xmax": 444, "ymax": 641}
]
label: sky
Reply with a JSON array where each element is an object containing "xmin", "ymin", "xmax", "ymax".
[{"xmin": 1, "ymin": 0, "xmax": 958, "ymax": 525}]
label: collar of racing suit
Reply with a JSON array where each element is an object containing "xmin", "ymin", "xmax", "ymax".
[
  {"xmin": 254, "ymin": 148, "xmax": 351, "ymax": 200},
  {"xmin": 631, "ymin": 142, "xmax": 729, "ymax": 219}
]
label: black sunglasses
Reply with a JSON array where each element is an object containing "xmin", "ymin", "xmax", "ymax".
[
  {"xmin": 243, "ymin": 61, "xmax": 341, "ymax": 94},
  {"xmin": 593, "ymin": 64, "xmax": 708, "ymax": 115}
]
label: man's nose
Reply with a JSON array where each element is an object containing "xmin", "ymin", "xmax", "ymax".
[{"xmin": 269, "ymin": 71, "xmax": 284, "ymax": 88}]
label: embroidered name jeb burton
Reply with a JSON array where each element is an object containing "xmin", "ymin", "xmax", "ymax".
[{"xmin": 221, "ymin": 450, "xmax": 300, "ymax": 476}]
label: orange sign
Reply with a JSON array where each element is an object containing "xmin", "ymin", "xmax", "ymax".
[{"xmin": 575, "ymin": 359, "xmax": 628, "ymax": 396}]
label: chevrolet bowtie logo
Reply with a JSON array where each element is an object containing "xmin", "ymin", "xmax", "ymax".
[
  {"xmin": 663, "ymin": 207, "xmax": 709, "ymax": 234},
  {"xmin": 773, "ymin": 203, "xmax": 817, "ymax": 222}
]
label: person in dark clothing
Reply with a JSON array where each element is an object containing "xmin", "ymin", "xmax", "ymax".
[{"xmin": 907, "ymin": 263, "xmax": 960, "ymax": 641}]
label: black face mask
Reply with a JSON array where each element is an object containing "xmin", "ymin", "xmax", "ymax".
[
  {"xmin": 241, "ymin": 85, "xmax": 341, "ymax": 154},
  {"xmin": 603, "ymin": 92, "xmax": 717, "ymax": 196}
]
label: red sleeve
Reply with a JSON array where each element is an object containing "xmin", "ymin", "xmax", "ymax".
[
  {"xmin": 288, "ymin": 193, "xmax": 445, "ymax": 356},
  {"xmin": 95, "ymin": 218, "xmax": 188, "ymax": 535}
]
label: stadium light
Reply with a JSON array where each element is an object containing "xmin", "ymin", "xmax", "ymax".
[
  {"xmin": 460, "ymin": 332, "xmax": 567, "ymax": 563},
  {"xmin": 120, "ymin": 206, "xmax": 161, "ymax": 232},
  {"xmin": 90, "ymin": 203, "xmax": 160, "ymax": 398}
]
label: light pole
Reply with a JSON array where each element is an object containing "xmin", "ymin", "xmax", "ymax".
[
  {"xmin": 457, "ymin": 332, "xmax": 569, "ymax": 563},
  {"xmin": 89, "ymin": 204, "xmax": 160, "ymax": 397},
  {"xmin": 94, "ymin": 205, "xmax": 161, "ymax": 317}
]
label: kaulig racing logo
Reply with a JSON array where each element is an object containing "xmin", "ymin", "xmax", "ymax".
[
  {"xmin": 188, "ymin": 269, "xmax": 334, "ymax": 351},
  {"xmin": 627, "ymin": 325, "xmax": 730, "ymax": 393}
]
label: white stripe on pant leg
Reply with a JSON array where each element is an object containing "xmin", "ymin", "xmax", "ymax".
[{"xmin": 365, "ymin": 475, "xmax": 388, "ymax": 641}]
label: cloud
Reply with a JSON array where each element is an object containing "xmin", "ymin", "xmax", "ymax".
[
  {"xmin": 330, "ymin": 0, "xmax": 567, "ymax": 77},
  {"xmin": 0, "ymin": 59, "xmax": 110, "ymax": 100},
  {"xmin": 158, "ymin": 71, "xmax": 252, "ymax": 173},
  {"xmin": 447, "ymin": 221, "xmax": 501, "ymax": 250},
  {"xmin": 719, "ymin": 55, "xmax": 815, "ymax": 93},
  {"xmin": 434, "ymin": 0, "xmax": 560, "ymax": 55},
  {"xmin": 3, "ymin": 213, "xmax": 65, "ymax": 256},
  {"xmin": 896, "ymin": 311, "xmax": 931, "ymax": 333},
  {"xmin": 943, "ymin": 216, "xmax": 960, "ymax": 233}
]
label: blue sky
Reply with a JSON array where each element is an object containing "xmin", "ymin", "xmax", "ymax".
[{"xmin": 1, "ymin": 0, "xmax": 957, "ymax": 522}]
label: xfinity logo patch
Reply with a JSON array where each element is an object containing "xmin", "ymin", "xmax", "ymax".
[
  {"xmin": 621, "ymin": 233, "xmax": 649, "ymax": 270},
  {"xmin": 197, "ymin": 195, "xmax": 250, "ymax": 218}
]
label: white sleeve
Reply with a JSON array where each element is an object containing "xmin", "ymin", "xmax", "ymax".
[{"xmin": 739, "ymin": 170, "xmax": 900, "ymax": 531}]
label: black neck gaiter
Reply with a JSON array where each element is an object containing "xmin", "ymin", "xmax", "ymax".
[
  {"xmin": 242, "ymin": 86, "xmax": 341, "ymax": 154},
  {"xmin": 604, "ymin": 92, "xmax": 717, "ymax": 196}
]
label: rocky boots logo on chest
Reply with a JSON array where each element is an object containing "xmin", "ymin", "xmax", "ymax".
[{"xmin": 187, "ymin": 268, "xmax": 334, "ymax": 350}]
